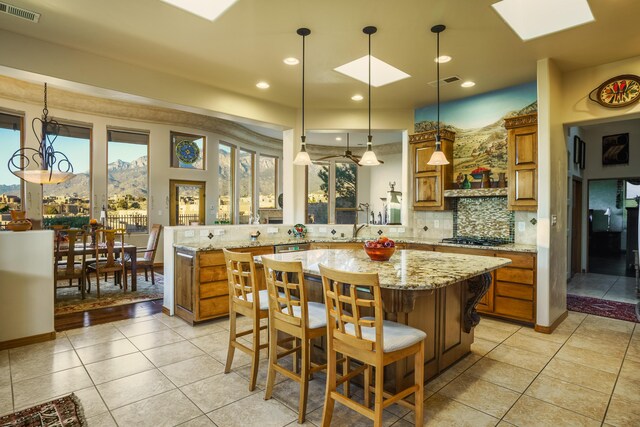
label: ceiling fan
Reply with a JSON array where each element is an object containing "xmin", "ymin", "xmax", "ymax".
[{"xmin": 315, "ymin": 134, "xmax": 384, "ymax": 165}]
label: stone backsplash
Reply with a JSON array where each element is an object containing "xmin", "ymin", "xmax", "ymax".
[{"xmin": 454, "ymin": 197, "xmax": 514, "ymax": 240}]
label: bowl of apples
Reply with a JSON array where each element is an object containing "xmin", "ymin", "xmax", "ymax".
[{"xmin": 364, "ymin": 236, "xmax": 396, "ymax": 261}]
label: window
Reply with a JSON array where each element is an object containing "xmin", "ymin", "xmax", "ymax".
[
  {"xmin": 107, "ymin": 129, "xmax": 149, "ymax": 232},
  {"xmin": 238, "ymin": 149, "xmax": 254, "ymax": 224},
  {"xmin": 0, "ymin": 112, "xmax": 23, "ymax": 226},
  {"xmin": 335, "ymin": 162, "xmax": 358, "ymax": 224},
  {"xmin": 306, "ymin": 162, "xmax": 329, "ymax": 224},
  {"xmin": 217, "ymin": 143, "xmax": 234, "ymax": 223},
  {"xmin": 171, "ymin": 131, "xmax": 205, "ymax": 169},
  {"xmin": 42, "ymin": 124, "xmax": 91, "ymax": 228},
  {"xmin": 259, "ymin": 155, "xmax": 277, "ymax": 209}
]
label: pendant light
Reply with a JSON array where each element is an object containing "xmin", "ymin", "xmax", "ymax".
[
  {"xmin": 427, "ymin": 24, "xmax": 450, "ymax": 166},
  {"xmin": 293, "ymin": 27, "xmax": 313, "ymax": 166},
  {"xmin": 359, "ymin": 25, "xmax": 380, "ymax": 166}
]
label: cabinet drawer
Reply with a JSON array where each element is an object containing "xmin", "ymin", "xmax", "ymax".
[
  {"xmin": 495, "ymin": 253, "xmax": 535, "ymax": 269},
  {"xmin": 496, "ymin": 281, "xmax": 533, "ymax": 301},
  {"xmin": 496, "ymin": 267, "xmax": 534, "ymax": 285},
  {"xmin": 199, "ymin": 295, "xmax": 229, "ymax": 319},
  {"xmin": 200, "ymin": 265, "xmax": 227, "ymax": 283},
  {"xmin": 200, "ymin": 280, "xmax": 229, "ymax": 299},
  {"xmin": 494, "ymin": 296, "xmax": 534, "ymax": 322},
  {"xmin": 435, "ymin": 246, "xmax": 485, "ymax": 256},
  {"xmin": 235, "ymin": 246, "xmax": 274, "ymax": 255},
  {"xmin": 199, "ymin": 251, "xmax": 225, "ymax": 267}
]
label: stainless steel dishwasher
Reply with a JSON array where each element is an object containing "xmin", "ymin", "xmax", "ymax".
[{"xmin": 273, "ymin": 243, "xmax": 311, "ymax": 253}]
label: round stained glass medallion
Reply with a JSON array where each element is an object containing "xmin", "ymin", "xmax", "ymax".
[{"xmin": 175, "ymin": 140, "xmax": 200, "ymax": 164}]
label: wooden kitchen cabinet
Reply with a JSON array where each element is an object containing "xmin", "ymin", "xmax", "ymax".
[
  {"xmin": 409, "ymin": 130, "xmax": 454, "ymax": 211},
  {"xmin": 506, "ymin": 113, "xmax": 538, "ymax": 211}
]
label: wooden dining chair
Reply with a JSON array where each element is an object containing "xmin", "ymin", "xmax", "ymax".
[
  {"xmin": 54, "ymin": 228, "xmax": 87, "ymax": 299},
  {"xmin": 262, "ymin": 258, "xmax": 332, "ymax": 424},
  {"xmin": 125, "ymin": 223, "xmax": 162, "ymax": 284},
  {"xmin": 86, "ymin": 228, "xmax": 127, "ymax": 297},
  {"xmin": 319, "ymin": 264, "xmax": 426, "ymax": 427}
]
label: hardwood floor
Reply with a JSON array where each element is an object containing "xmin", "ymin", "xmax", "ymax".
[{"xmin": 54, "ymin": 299, "xmax": 164, "ymax": 331}]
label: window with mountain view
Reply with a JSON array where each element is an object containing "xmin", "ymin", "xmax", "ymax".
[
  {"xmin": 107, "ymin": 130, "xmax": 149, "ymax": 233},
  {"xmin": 42, "ymin": 124, "xmax": 91, "ymax": 228},
  {"xmin": 0, "ymin": 112, "xmax": 23, "ymax": 226},
  {"xmin": 306, "ymin": 162, "xmax": 329, "ymax": 224},
  {"xmin": 335, "ymin": 162, "xmax": 358, "ymax": 224},
  {"xmin": 259, "ymin": 155, "xmax": 277, "ymax": 209},
  {"xmin": 218, "ymin": 143, "xmax": 234, "ymax": 224},
  {"xmin": 238, "ymin": 149, "xmax": 254, "ymax": 224}
]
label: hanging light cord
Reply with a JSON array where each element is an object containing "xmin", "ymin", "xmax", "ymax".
[
  {"xmin": 368, "ymin": 31, "xmax": 372, "ymax": 140},
  {"xmin": 436, "ymin": 30, "xmax": 440, "ymax": 144},
  {"xmin": 301, "ymin": 32, "xmax": 306, "ymax": 141}
]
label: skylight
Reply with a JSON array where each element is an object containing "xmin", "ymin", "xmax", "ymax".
[
  {"xmin": 160, "ymin": 0, "xmax": 237, "ymax": 22},
  {"xmin": 492, "ymin": 0, "xmax": 594, "ymax": 41},
  {"xmin": 334, "ymin": 55, "xmax": 410, "ymax": 87}
]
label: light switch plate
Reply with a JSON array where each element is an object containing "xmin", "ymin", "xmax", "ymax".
[
  {"xmin": 319, "ymin": 227, "xmax": 327, "ymax": 233},
  {"xmin": 517, "ymin": 222, "xmax": 525, "ymax": 232},
  {"xmin": 214, "ymin": 229, "xmax": 225, "ymax": 236},
  {"xmin": 398, "ymin": 227, "xmax": 405, "ymax": 233},
  {"xmin": 184, "ymin": 230, "xmax": 195, "ymax": 237},
  {"xmin": 552, "ymin": 215, "xmax": 557, "ymax": 226},
  {"xmin": 389, "ymin": 227, "xmax": 398, "ymax": 233},
  {"xmin": 267, "ymin": 227, "xmax": 278, "ymax": 234},
  {"xmin": 434, "ymin": 220, "xmax": 440, "ymax": 229}
]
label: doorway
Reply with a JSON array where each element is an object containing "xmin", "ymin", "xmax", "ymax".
[
  {"xmin": 571, "ymin": 178, "xmax": 583, "ymax": 277},
  {"xmin": 170, "ymin": 180, "xmax": 206, "ymax": 226}
]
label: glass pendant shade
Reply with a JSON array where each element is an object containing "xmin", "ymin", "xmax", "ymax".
[
  {"xmin": 293, "ymin": 144, "xmax": 312, "ymax": 166},
  {"xmin": 427, "ymin": 25, "xmax": 450, "ymax": 167},
  {"xmin": 14, "ymin": 169, "xmax": 75, "ymax": 184},
  {"xmin": 427, "ymin": 149, "xmax": 449, "ymax": 166},
  {"xmin": 359, "ymin": 142, "xmax": 380, "ymax": 166}
]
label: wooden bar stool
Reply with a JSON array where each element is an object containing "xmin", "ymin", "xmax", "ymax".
[
  {"xmin": 319, "ymin": 264, "xmax": 426, "ymax": 427},
  {"xmin": 262, "ymin": 258, "xmax": 331, "ymax": 424},
  {"xmin": 223, "ymin": 248, "xmax": 269, "ymax": 391}
]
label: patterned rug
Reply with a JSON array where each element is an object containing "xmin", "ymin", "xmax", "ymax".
[
  {"xmin": 0, "ymin": 393, "xmax": 86, "ymax": 426},
  {"xmin": 567, "ymin": 294, "xmax": 640, "ymax": 323},
  {"xmin": 55, "ymin": 273, "xmax": 163, "ymax": 315}
]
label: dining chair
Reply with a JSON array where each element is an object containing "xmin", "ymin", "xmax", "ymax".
[
  {"xmin": 262, "ymin": 258, "xmax": 331, "ymax": 424},
  {"xmin": 125, "ymin": 223, "xmax": 162, "ymax": 284},
  {"xmin": 319, "ymin": 264, "xmax": 426, "ymax": 427},
  {"xmin": 54, "ymin": 228, "xmax": 87, "ymax": 299},
  {"xmin": 86, "ymin": 228, "xmax": 127, "ymax": 297}
]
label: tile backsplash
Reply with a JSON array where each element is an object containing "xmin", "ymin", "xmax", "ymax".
[{"xmin": 454, "ymin": 197, "xmax": 514, "ymax": 241}]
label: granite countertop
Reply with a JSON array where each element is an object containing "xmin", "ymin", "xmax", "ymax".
[
  {"xmin": 254, "ymin": 249, "xmax": 511, "ymax": 291},
  {"xmin": 173, "ymin": 237, "xmax": 536, "ymax": 253}
]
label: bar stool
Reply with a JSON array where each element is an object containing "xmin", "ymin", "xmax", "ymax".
[
  {"xmin": 223, "ymin": 248, "xmax": 269, "ymax": 391},
  {"xmin": 262, "ymin": 258, "xmax": 332, "ymax": 424},
  {"xmin": 319, "ymin": 264, "xmax": 426, "ymax": 427}
]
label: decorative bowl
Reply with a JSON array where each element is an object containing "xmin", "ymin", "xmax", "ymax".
[
  {"xmin": 364, "ymin": 245, "xmax": 396, "ymax": 261},
  {"xmin": 470, "ymin": 173, "xmax": 484, "ymax": 180},
  {"xmin": 7, "ymin": 219, "xmax": 32, "ymax": 232}
]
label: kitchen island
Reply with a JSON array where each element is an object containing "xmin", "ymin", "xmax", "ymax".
[{"xmin": 255, "ymin": 248, "xmax": 511, "ymax": 387}]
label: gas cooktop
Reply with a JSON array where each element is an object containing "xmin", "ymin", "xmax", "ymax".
[{"xmin": 440, "ymin": 237, "xmax": 511, "ymax": 246}]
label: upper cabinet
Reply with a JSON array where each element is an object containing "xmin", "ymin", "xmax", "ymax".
[
  {"xmin": 505, "ymin": 113, "xmax": 538, "ymax": 211},
  {"xmin": 409, "ymin": 130, "xmax": 454, "ymax": 210}
]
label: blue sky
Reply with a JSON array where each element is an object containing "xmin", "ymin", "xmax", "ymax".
[{"xmin": 108, "ymin": 141, "xmax": 147, "ymax": 164}]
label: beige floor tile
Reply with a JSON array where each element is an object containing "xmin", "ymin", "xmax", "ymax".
[
  {"xmin": 235, "ymin": 358, "xmax": 288, "ymax": 390},
  {"xmin": 173, "ymin": 322, "xmax": 226, "ymax": 340},
  {"xmin": 565, "ymin": 334, "xmax": 627, "ymax": 358},
  {"xmin": 12, "ymin": 366, "xmax": 93, "ymax": 409},
  {"xmin": 426, "ymin": 354, "xmax": 481, "ymax": 392},
  {"xmin": 504, "ymin": 395, "xmax": 600, "ymax": 427},
  {"xmin": 502, "ymin": 332, "xmax": 563, "ymax": 357},
  {"xmin": 85, "ymin": 352, "xmax": 154, "ymax": 384},
  {"xmin": 409, "ymin": 392, "xmax": 499, "ymax": 426},
  {"xmin": 10, "ymin": 349, "xmax": 82, "ymax": 383},
  {"xmin": 619, "ymin": 358, "xmax": 640, "ymax": 382},
  {"xmin": 111, "ymin": 389, "xmax": 203, "ymax": 427},
  {"xmin": 465, "ymin": 358, "xmax": 538, "ymax": 393},
  {"xmin": 153, "ymin": 313, "xmax": 191, "ymax": 329},
  {"xmin": 116, "ymin": 319, "xmax": 169, "ymax": 338},
  {"xmin": 542, "ymin": 358, "xmax": 617, "ymax": 394},
  {"xmin": 580, "ymin": 315, "xmax": 635, "ymax": 334},
  {"xmin": 525, "ymin": 375, "xmax": 609, "ymax": 421},
  {"xmin": 626, "ymin": 337, "xmax": 640, "ymax": 362},
  {"xmin": 486, "ymin": 343, "xmax": 551, "ymax": 372},
  {"xmin": 0, "ymin": 384, "xmax": 12, "ymax": 416},
  {"xmin": 129, "ymin": 329, "xmax": 185, "ymax": 351},
  {"xmin": 270, "ymin": 375, "xmax": 327, "ymax": 415},
  {"xmin": 96, "ymin": 368, "xmax": 175, "ymax": 410},
  {"xmin": 473, "ymin": 324, "xmax": 515, "ymax": 343},
  {"xmin": 573, "ymin": 327, "xmax": 632, "ymax": 347},
  {"xmin": 612, "ymin": 375, "xmax": 640, "ymax": 403},
  {"xmin": 438, "ymin": 373, "xmax": 520, "ymax": 418},
  {"xmin": 470, "ymin": 337, "xmax": 499, "ymax": 356},
  {"xmin": 85, "ymin": 412, "xmax": 118, "ymax": 427},
  {"xmin": 143, "ymin": 341, "xmax": 205, "ymax": 367},
  {"xmin": 180, "ymin": 372, "xmax": 257, "ymax": 413},
  {"xmin": 306, "ymin": 395, "xmax": 400, "ymax": 427},
  {"xmin": 207, "ymin": 392, "xmax": 297, "ymax": 427},
  {"xmin": 604, "ymin": 394, "xmax": 640, "ymax": 426},
  {"xmin": 516, "ymin": 325, "xmax": 572, "ymax": 344},
  {"xmin": 9, "ymin": 336, "xmax": 73, "ymax": 358},
  {"xmin": 74, "ymin": 338, "xmax": 138, "ymax": 365},
  {"xmin": 67, "ymin": 324, "xmax": 126, "ymax": 349},
  {"xmin": 190, "ymin": 331, "xmax": 257, "ymax": 367},
  {"xmin": 109, "ymin": 315, "xmax": 156, "ymax": 328},
  {"xmin": 159, "ymin": 355, "xmax": 225, "ymax": 387},
  {"xmin": 73, "ymin": 386, "xmax": 109, "ymax": 418},
  {"xmin": 177, "ymin": 415, "xmax": 218, "ymax": 426},
  {"xmin": 554, "ymin": 344, "xmax": 623, "ymax": 374},
  {"xmin": 478, "ymin": 317, "xmax": 522, "ymax": 333}
]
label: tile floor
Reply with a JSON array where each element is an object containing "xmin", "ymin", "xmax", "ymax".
[
  {"xmin": 1, "ymin": 312, "xmax": 639, "ymax": 426},
  {"xmin": 568, "ymin": 273, "xmax": 639, "ymax": 304}
]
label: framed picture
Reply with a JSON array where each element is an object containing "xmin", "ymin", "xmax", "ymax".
[
  {"xmin": 573, "ymin": 135, "xmax": 581, "ymax": 164},
  {"xmin": 602, "ymin": 133, "xmax": 629, "ymax": 166},
  {"xmin": 580, "ymin": 139, "xmax": 586, "ymax": 170}
]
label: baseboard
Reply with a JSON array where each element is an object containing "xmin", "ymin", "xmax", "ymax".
[
  {"xmin": 161, "ymin": 306, "xmax": 171, "ymax": 316},
  {"xmin": 0, "ymin": 331, "xmax": 56, "ymax": 350},
  {"xmin": 535, "ymin": 310, "xmax": 568, "ymax": 334}
]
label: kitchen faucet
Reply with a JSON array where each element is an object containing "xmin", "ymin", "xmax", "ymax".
[{"xmin": 353, "ymin": 203, "xmax": 370, "ymax": 238}]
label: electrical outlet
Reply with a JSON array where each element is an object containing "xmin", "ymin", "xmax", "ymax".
[
  {"xmin": 158, "ymin": 210, "xmax": 163, "ymax": 216},
  {"xmin": 434, "ymin": 220, "xmax": 440, "ymax": 229},
  {"xmin": 398, "ymin": 227, "xmax": 405, "ymax": 233},
  {"xmin": 389, "ymin": 227, "xmax": 397, "ymax": 233},
  {"xmin": 214, "ymin": 229, "xmax": 225, "ymax": 236},
  {"xmin": 319, "ymin": 227, "xmax": 327, "ymax": 233},
  {"xmin": 552, "ymin": 215, "xmax": 557, "ymax": 226},
  {"xmin": 517, "ymin": 222, "xmax": 525, "ymax": 232},
  {"xmin": 267, "ymin": 227, "xmax": 278, "ymax": 234},
  {"xmin": 184, "ymin": 230, "xmax": 195, "ymax": 237}
]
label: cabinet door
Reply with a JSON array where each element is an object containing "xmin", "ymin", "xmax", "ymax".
[
  {"xmin": 415, "ymin": 175, "xmax": 440, "ymax": 205},
  {"xmin": 415, "ymin": 145, "xmax": 437, "ymax": 173},
  {"xmin": 175, "ymin": 252, "xmax": 194, "ymax": 312},
  {"xmin": 508, "ymin": 124, "xmax": 537, "ymax": 210}
]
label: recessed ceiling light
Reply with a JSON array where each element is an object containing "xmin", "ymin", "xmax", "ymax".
[
  {"xmin": 335, "ymin": 55, "xmax": 411, "ymax": 87},
  {"xmin": 336, "ymin": 137, "xmax": 342, "ymax": 141},
  {"xmin": 160, "ymin": 0, "xmax": 237, "ymax": 22},
  {"xmin": 256, "ymin": 81, "xmax": 270, "ymax": 89},
  {"xmin": 435, "ymin": 55, "xmax": 452, "ymax": 63},
  {"xmin": 492, "ymin": 0, "xmax": 594, "ymax": 41},
  {"xmin": 283, "ymin": 57, "xmax": 299, "ymax": 65},
  {"xmin": 351, "ymin": 94, "xmax": 364, "ymax": 101},
  {"xmin": 461, "ymin": 81, "xmax": 476, "ymax": 88}
]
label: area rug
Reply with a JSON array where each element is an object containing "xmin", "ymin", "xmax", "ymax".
[
  {"xmin": 567, "ymin": 294, "xmax": 640, "ymax": 323},
  {"xmin": 55, "ymin": 273, "xmax": 163, "ymax": 315},
  {"xmin": 0, "ymin": 393, "xmax": 86, "ymax": 426}
]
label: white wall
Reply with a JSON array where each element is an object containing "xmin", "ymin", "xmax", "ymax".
[{"xmin": 367, "ymin": 153, "xmax": 402, "ymax": 220}]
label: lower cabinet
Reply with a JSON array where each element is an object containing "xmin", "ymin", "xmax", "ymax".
[{"xmin": 174, "ymin": 245, "xmax": 273, "ymax": 324}]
